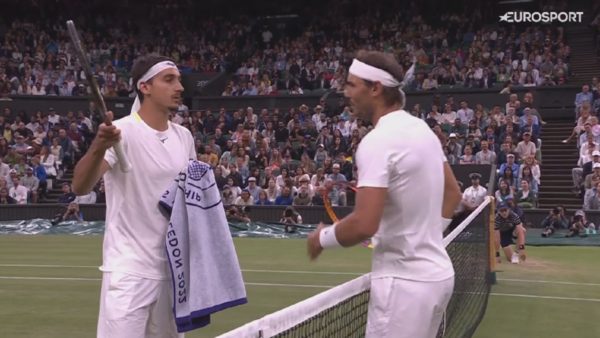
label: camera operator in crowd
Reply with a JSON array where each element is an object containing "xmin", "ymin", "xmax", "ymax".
[
  {"xmin": 225, "ymin": 205, "xmax": 251, "ymax": 223},
  {"xmin": 51, "ymin": 202, "xmax": 84, "ymax": 225},
  {"xmin": 280, "ymin": 206, "xmax": 303, "ymax": 233},
  {"xmin": 566, "ymin": 210, "xmax": 597, "ymax": 237},
  {"xmin": 541, "ymin": 206, "xmax": 569, "ymax": 237}
]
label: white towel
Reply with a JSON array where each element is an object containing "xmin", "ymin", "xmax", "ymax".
[{"xmin": 159, "ymin": 160, "xmax": 247, "ymax": 333}]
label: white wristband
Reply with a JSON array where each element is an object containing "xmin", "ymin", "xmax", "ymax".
[
  {"xmin": 442, "ymin": 217, "xmax": 452, "ymax": 229},
  {"xmin": 319, "ymin": 223, "xmax": 342, "ymax": 249}
]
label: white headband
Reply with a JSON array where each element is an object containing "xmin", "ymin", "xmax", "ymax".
[
  {"xmin": 130, "ymin": 60, "xmax": 178, "ymax": 114},
  {"xmin": 348, "ymin": 59, "xmax": 401, "ymax": 87}
]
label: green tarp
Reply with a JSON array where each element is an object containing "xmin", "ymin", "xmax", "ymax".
[
  {"xmin": 1, "ymin": 220, "xmax": 598, "ymax": 246},
  {"xmin": 0, "ymin": 219, "xmax": 316, "ymax": 238}
]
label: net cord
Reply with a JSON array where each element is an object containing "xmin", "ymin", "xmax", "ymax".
[
  {"xmin": 443, "ymin": 196, "xmax": 492, "ymax": 247},
  {"xmin": 217, "ymin": 196, "xmax": 493, "ymax": 338}
]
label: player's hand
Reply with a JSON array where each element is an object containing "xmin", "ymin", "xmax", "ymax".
[
  {"xmin": 92, "ymin": 111, "xmax": 121, "ymax": 152},
  {"xmin": 519, "ymin": 250, "xmax": 527, "ymax": 262},
  {"xmin": 307, "ymin": 222, "xmax": 325, "ymax": 261}
]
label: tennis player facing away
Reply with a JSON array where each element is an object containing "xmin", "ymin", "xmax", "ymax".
[
  {"xmin": 307, "ymin": 50, "xmax": 463, "ymax": 338},
  {"xmin": 71, "ymin": 55, "xmax": 195, "ymax": 338}
]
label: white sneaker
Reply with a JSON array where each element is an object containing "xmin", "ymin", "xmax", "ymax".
[{"xmin": 511, "ymin": 253, "xmax": 520, "ymax": 264}]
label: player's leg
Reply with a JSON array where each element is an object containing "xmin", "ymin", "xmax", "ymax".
[
  {"xmin": 500, "ymin": 231, "xmax": 514, "ymax": 262},
  {"xmin": 494, "ymin": 230, "xmax": 503, "ymax": 263},
  {"xmin": 97, "ymin": 272, "xmax": 158, "ymax": 338},
  {"xmin": 366, "ymin": 277, "xmax": 454, "ymax": 338},
  {"xmin": 146, "ymin": 279, "xmax": 183, "ymax": 338}
]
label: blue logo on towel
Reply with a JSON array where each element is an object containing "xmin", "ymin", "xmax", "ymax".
[{"xmin": 188, "ymin": 161, "xmax": 209, "ymax": 181}]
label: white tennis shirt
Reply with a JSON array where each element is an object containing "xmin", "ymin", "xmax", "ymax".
[
  {"xmin": 101, "ymin": 113, "xmax": 196, "ymax": 279},
  {"xmin": 355, "ymin": 110, "xmax": 454, "ymax": 281}
]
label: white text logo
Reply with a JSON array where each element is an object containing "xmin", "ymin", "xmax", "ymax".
[{"xmin": 499, "ymin": 11, "xmax": 583, "ymax": 23}]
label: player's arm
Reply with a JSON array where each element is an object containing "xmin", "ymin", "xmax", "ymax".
[
  {"xmin": 442, "ymin": 162, "xmax": 462, "ymax": 220},
  {"xmin": 72, "ymin": 112, "xmax": 120, "ymax": 195},
  {"xmin": 307, "ymin": 134, "xmax": 387, "ymax": 259},
  {"xmin": 515, "ymin": 222, "xmax": 526, "ymax": 247},
  {"xmin": 331, "ymin": 186, "xmax": 386, "ymax": 246}
]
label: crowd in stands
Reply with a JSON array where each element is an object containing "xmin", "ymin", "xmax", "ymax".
[
  {"xmin": 0, "ymin": 103, "xmax": 102, "ymax": 206},
  {"xmin": 0, "ymin": 0, "xmax": 572, "ymax": 101},
  {"xmin": 593, "ymin": 2, "xmax": 600, "ymax": 58},
  {"xmin": 225, "ymin": 1, "xmax": 571, "ymax": 96},
  {"xmin": 0, "ymin": 1, "xmax": 249, "ymax": 100},
  {"xmin": 1, "ymin": 87, "xmax": 546, "ymax": 214},
  {"xmin": 569, "ymin": 81, "xmax": 600, "ymax": 211}
]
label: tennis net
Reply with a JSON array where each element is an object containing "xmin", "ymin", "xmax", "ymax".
[{"xmin": 218, "ymin": 196, "xmax": 494, "ymax": 338}]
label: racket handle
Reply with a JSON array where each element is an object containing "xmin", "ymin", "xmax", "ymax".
[{"xmin": 113, "ymin": 141, "xmax": 132, "ymax": 172}]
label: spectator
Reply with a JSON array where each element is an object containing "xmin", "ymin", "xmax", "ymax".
[
  {"xmin": 8, "ymin": 176, "xmax": 28, "ymax": 204},
  {"xmin": 573, "ymin": 150, "xmax": 599, "ymax": 194},
  {"xmin": 0, "ymin": 187, "xmax": 16, "ymax": 204},
  {"xmin": 293, "ymin": 186, "xmax": 312, "ymax": 206},
  {"xmin": 314, "ymin": 144, "xmax": 328, "ymax": 168},
  {"xmin": 0, "ymin": 155, "xmax": 10, "ymax": 178},
  {"xmin": 31, "ymin": 157, "xmax": 47, "ymax": 200},
  {"xmin": 461, "ymin": 173, "xmax": 488, "ymax": 213},
  {"xmin": 459, "ymin": 145, "xmax": 476, "ymax": 164},
  {"xmin": 234, "ymin": 189, "xmax": 254, "ymax": 206},
  {"xmin": 327, "ymin": 163, "xmax": 347, "ymax": 206},
  {"xmin": 584, "ymin": 179, "xmax": 600, "ymax": 210},
  {"xmin": 495, "ymin": 179, "xmax": 514, "ymax": 205},
  {"xmin": 519, "ymin": 165, "xmax": 539, "ymax": 193},
  {"xmin": 583, "ymin": 162, "xmax": 600, "ymax": 191},
  {"xmin": 221, "ymin": 185, "xmax": 236, "ymax": 206},
  {"xmin": 563, "ymin": 102, "xmax": 592, "ymax": 144},
  {"xmin": 515, "ymin": 179, "xmax": 537, "ymax": 209},
  {"xmin": 520, "ymin": 156, "xmax": 541, "ymax": 187},
  {"xmin": 575, "ymin": 85, "xmax": 594, "ymax": 113},
  {"xmin": 446, "ymin": 133, "xmax": 462, "ymax": 159},
  {"xmin": 95, "ymin": 180, "xmax": 106, "ymax": 204},
  {"xmin": 245, "ymin": 177, "xmax": 262, "ymax": 201},
  {"xmin": 457, "ymin": 101, "xmax": 474, "ymax": 125},
  {"xmin": 275, "ymin": 186, "xmax": 294, "ymax": 206},
  {"xmin": 514, "ymin": 132, "xmax": 537, "ymax": 162},
  {"xmin": 226, "ymin": 177, "xmax": 242, "ymax": 200},
  {"xmin": 255, "ymin": 190, "xmax": 272, "ymax": 205},
  {"xmin": 498, "ymin": 166, "xmax": 518, "ymax": 191},
  {"xmin": 475, "ymin": 140, "xmax": 496, "ymax": 165},
  {"xmin": 58, "ymin": 183, "xmax": 76, "ymax": 204},
  {"xmin": 21, "ymin": 167, "xmax": 40, "ymax": 203},
  {"xmin": 499, "ymin": 154, "xmax": 520, "ymax": 178},
  {"xmin": 265, "ymin": 178, "xmax": 280, "ymax": 203}
]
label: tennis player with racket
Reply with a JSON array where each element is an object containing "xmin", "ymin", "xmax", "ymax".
[
  {"xmin": 307, "ymin": 50, "xmax": 463, "ymax": 338},
  {"xmin": 71, "ymin": 53, "xmax": 196, "ymax": 337}
]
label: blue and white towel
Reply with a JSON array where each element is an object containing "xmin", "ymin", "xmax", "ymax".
[{"xmin": 159, "ymin": 160, "xmax": 247, "ymax": 333}]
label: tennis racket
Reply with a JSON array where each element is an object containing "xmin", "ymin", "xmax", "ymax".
[{"xmin": 66, "ymin": 20, "xmax": 132, "ymax": 173}]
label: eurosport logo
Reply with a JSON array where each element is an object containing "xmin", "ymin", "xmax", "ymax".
[{"xmin": 499, "ymin": 12, "xmax": 583, "ymax": 23}]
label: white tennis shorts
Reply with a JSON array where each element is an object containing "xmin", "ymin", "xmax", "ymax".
[
  {"xmin": 97, "ymin": 271, "xmax": 183, "ymax": 338},
  {"xmin": 366, "ymin": 276, "xmax": 454, "ymax": 338}
]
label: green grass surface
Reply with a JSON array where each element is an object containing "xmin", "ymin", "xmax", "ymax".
[{"xmin": 0, "ymin": 235, "xmax": 598, "ymax": 338}]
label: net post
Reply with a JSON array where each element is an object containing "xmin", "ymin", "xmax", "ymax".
[{"xmin": 487, "ymin": 196, "xmax": 497, "ymax": 285}]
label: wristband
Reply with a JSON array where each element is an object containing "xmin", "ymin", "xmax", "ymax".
[
  {"xmin": 495, "ymin": 251, "xmax": 500, "ymax": 257},
  {"xmin": 319, "ymin": 223, "xmax": 342, "ymax": 249},
  {"xmin": 518, "ymin": 244, "xmax": 525, "ymax": 250},
  {"xmin": 442, "ymin": 217, "xmax": 452, "ymax": 228}
]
